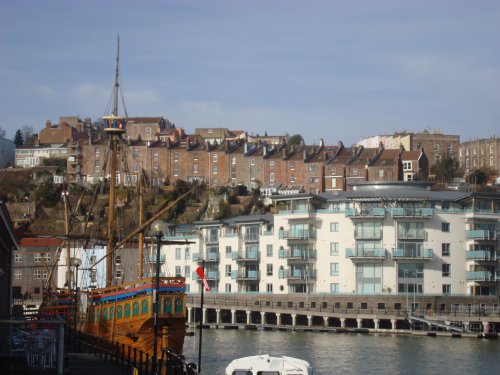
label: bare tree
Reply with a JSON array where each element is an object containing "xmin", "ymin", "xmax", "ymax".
[
  {"xmin": 0, "ymin": 126, "xmax": 6, "ymax": 138},
  {"xmin": 21, "ymin": 125, "xmax": 35, "ymax": 145}
]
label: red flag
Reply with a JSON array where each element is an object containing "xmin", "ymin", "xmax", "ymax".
[{"xmin": 196, "ymin": 266, "xmax": 211, "ymax": 291}]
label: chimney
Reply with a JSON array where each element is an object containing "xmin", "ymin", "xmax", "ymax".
[
  {"xmin": 263, "ymin": 144, "xmax": 267, "ymax": 156},
  {"xmin": 303, "ymin": 149, "xmax": 308, "ymax": 161},
  {"xmin": 244, "ymin": 142, "xmax": 248, "ymax": 154},
  {"xmin": 319, "ymin": 138, "xmax": 324, "ymax": 147}
]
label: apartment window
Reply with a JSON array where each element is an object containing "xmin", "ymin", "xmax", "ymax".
[
  {"xmin": 331, "ymin": 178, "xmax": 336, "ymax": 188},
  {"xmin": 184, "ymin": 266, "xmax": 190, "ymax": 278},
  {"xmin": 270, "ymin": 172, "xmax": 275, "ymax": 182},
  {"xmin": 155, "ymin": 163, "xmax": 160, "ymax": 174},
  {"xmin": 352, "ymin": 168, "xmax": 359, "ymax": 176},
  {"xmin": 490, "ymin": 157, "xmax": 494, "ymax": 166},
  {"xmin": 133, "ymin": 148, "xmax": 139, "ymax": 158},
  {"xmin": 442, "ymin": 264, "xmax": 451, "ymax": 277},
  {"xmin": 225, "ymin": 246, "xmax": 232, "ymax": 258},
  {"xmin": 251, "ymin": 158, "xmax": 255, "ymax": 166},
  {"xmin": 267, "ymin": 264, "xmax": 273, "ymax": 276},
  {"xmin": 330, "ymin": 242, "xmax": 339, "ymax": 256},
  {"xmin": 309, "ymin": 177, "xmax": 319, "ymax": 183},
  {"xmin": 213, "ymin": 154, "xmax": 218, "ymax": 163},
  {"xmin": 225, "ymin": 265, "xmax": 231, "ymax": 277},
  {"xmin": 330, "ymin": 222, "xmax": 339, "ymax": 232},
  {"xmin": 442, "ymin": 284, "xmax": 451, "ymax": 295},
  {"xmin": 481, "ymin": 148, "xmax": 485, "ymax": 155},
  {"xmin": 330, "ymin": 263, "xmax": 339, "ymax": 276},
  {"xmin": 441, "ymin": 222, "xmax": 450, "ymax": 232},
  {"xmin": 146, "ymin": 127, "xmax": 152, "ymax": 137},
  {"xmin": 308, "ymin": 165, "xmax": 318, "ymax": 172},
  {"xmin": 331, "ymin": 167, "xmax": 337, "ymax": 175},
  {"xmin": 175, "ymin": 247, "xmax": 181, "ymax": 260},
  {"xmin": 175, "ymin": 266, "xmax": 182, "ymax": 277},
  {"xmin": 289, "ymin": 174, "xmax": 295, "ymax": 183},
  {"xmin": 416, "ymin": 143, "xmax": 422, "ymax": 149},
  {"xmin": 34, "ymin": 270, "xmax": 42, "ymax": 279},
  {"xmin": 212, "ymin": 164, "xmax": 218, "ymax": 174},
  {"xmin": 490, "ymin": 145, "xmax": 494, "ymax": 154},
  {"xmin": 434, "ymin": 144, "xmax": 440, "ymax": 152},
  {"xmin": 193, "ymin": 152, "xmax": 199, "ymax": 161},
  {"xmin": 378, "ymin": 170, "xmax": 384, "ymax": 177},
  {"xmin": 266, "ymin": 284, "xmax": 273, "ymax": 292},
  {"xmin": 115, "ymin": 269, "xmax": 123, "ymax": 278},
  {"xmin": 15, "ymin": 253, "xmax": 23, "ymax": 262},
  {"xmin": 184, "ymin": 248, "xmax": 191, "ymax": 259},
  {"xmin": 270, "ymin": 161, "xmax": 275, "ymax": 169},
  {"xmin": 330, "ymin": 283, "xmax": 339, "ymax": 294},
  {"xmin": 266, "ymin": 244, "xmax": 273, "ymax": 257},
  {"xmin": 442, "ymin": 243, "xmax": 450, "ymax": 256},
  {"xmin": 43, "ymin": 253, "xmax": 51, "ymax": 263},
  {"xmin": 225, "ymin": 284, "xmax": 231, "ymax": 292},
  {"xmin": 14, "ymin": 270, "xmax": 22, "ymax": 279},
  {"xmin": 447, "ymin": 144, "xmax": 453, "ymax": 154},
  {"xmin": 193, "ymin": 164, "xmax": 198, "ymax": 174},
  {"xmin": 95, "ymin": 148, "xmax": 101, "ymax": 157},
  {"xmin": 95, "ymin": 160, "xmax": 100, "ymax": 173},
  {"xmin": 134, "ymin": 163, "xmax": 141, "ymax": 172},
  {"xmin": 435, "ymin": 154, "xmax": 441, "ymax": 162},
  {"xmin": 290, "ymin": 162, "xmax": 295, "ymax": 170},
  {"xmin": 403, "ymin": 161, "xmax": 412, "ymax": 170},
  {"xmin": 34, "ymin": 253, "xmax": 42, "ymax": 263}
]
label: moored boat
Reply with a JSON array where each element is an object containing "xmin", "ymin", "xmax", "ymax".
[{"xmin": 225, "ymin": 354, "xmax": 314, "ymax": 375}]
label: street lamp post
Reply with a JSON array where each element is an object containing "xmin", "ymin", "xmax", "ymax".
[{"xmin": 151, "ymin": 219, "xmax": 168, "ymax": 375}]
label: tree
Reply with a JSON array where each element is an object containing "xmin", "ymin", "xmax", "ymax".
[
  {"xmin": 430, "ymin": 155, "xmax": 462, "ymax": 183},
  {"xmin": 14, "ymin": 129, "xmax": 24, "ymax": 147},
  {"xmin": 288, "ymin": 134, "xmax": 304, "ymax": 145},
  {"xmin": 467, "ymin": 166, "xmax": 496, "ymax": 185},
  {"xmin": 0, "ymin": 126, "xmax": 6, "ymax": 138},
  {"xmin": 21, "ymin": 125, "xmax": 35, "ymax": 146}
]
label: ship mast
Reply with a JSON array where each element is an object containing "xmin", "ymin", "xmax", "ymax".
[{"xmin": 103, "ymin": 35, "xmax": 127, "ymax": 287}]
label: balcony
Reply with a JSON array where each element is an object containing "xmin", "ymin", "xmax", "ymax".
[
  {"xmin": 397, "ymin": 232, "xmax": 426, "ymax": 240},
  {"xmin": 232, "ymin": 251, "xmax": 260, "ymax": 262},
  {"xmin": 144, "ymin": 272, "xmax": 167, "ymax": 278},
  {"xmin": 279, "ymin": 230, "xmax": 316, "ymax": 240},
  {"xmin": 345, "ymin": 208, "xmax": 386, "ymax": 218},
  {"xmin": 354, "ymin": 231, "xmax": 382, "ymax": 240},
  {"xmin": 193, "ymin": 252, "xmax": 220, "ymax": 262},
  {"xmin": 192, "ymin": 270, "xmax": 219, "ymax": 280},
  {"xmin": 203, "ymin": 236, "xmax": 219, "ymax": 245},
  {"xmin": 145, "ymin": 254, "xmax": 166, "ymax": 263},
  {"xmin": 466, "ymin": 230, "xmax": 496, "ymax": 241},
  {"xmin": 278, "ymin": 249, "xmax": 317, "ymax": 261},
  {"xmin": 244, "ymin": 233, "xmax": 260, "ymax": 243},
  {"xmin": 466, "ymin": 271, "xmax": 497, "ymax": 282},
  {"xmin": 391, "ymin": 207, "xmax": 434, "ymax": 218},
  {"xmin": 280, "ymin": 269, "xmax": 317, "ymax": 282},
  {"xmin": 346, "ymin": 248, "xmax": 386, "ymax": 259},
  {"xmin": 392, "ymin": 248, "xmax": 433, "ymax": 259},
  {"xmin": 466, "ymin": 250, "xmax": 497, "ymax": 261},
  {"xmin": 231, "ymin": 270, "xmax": 260, "ymax": 281}
]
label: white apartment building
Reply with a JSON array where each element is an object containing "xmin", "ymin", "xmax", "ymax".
[{"xmin": 162, "ymin": 182, "xmax": 499, "ymax": 298}]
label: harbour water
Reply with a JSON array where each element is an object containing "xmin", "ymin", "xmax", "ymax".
[{"xmin": 182, "ymin": 329, "xmax": 500, "ymax": 374}]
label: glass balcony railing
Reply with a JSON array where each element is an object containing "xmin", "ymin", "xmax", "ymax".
[
  {"xmin": 346, "ymin": 248, "xmax": 386, "ymax": 259},
  {"xmin": 466, "ymin": 271, "xmax": 496, "ymax": 281},
  {"xmin": 391, "ymin": 207, "xmax": 434, "ymax": 218},
  {"xmin": 231, "ymin": 270, "xmax": 260, "ymax": 280},
  {"xmin": 345, "ymin": 208, "xmax": 386, "ymax": 218},
  {"xmin": 466, "ymin": 230, "xmax": 496, "ymax": 240},
  {"xmin": 466, "ymin": 250, "xmax": 497, "ymax": 261},
  {"xmin": 279, "ymin": 230, "xmax": 316, "ymax": 240},
  {"xmin": 232, "ymin": 251, "xmax": 260, "ymax": 261},
  {"xmin": 392, "ymin": 248, "xmax": 433, "ymax": 259},
  {"xmin": 244, "ymin": 233, "xmax": 260, "ymax": 242}
]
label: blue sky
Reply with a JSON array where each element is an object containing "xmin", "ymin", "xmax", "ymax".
[{"xmin": 1, "ymin": 0, "xmax": 499, "ymax": 146}]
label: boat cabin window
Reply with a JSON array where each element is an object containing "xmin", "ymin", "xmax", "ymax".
[
  {"xmin": 258, "ymin": 372, "xmax": 280, "ymax": 375},
  {"xmin": 231, "ymin": 371, "xmax": 252, "ymax": 375}
]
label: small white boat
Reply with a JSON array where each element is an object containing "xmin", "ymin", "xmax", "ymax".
[{"xmin": 225, "ymin": 354, "xmax": 313, "ymax": 375}]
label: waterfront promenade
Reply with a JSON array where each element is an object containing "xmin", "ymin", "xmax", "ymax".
[{"xmin": 186, "ymin": 294, "xmax": 500, "ymax": 337}]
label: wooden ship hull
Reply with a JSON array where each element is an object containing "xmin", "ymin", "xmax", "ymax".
[{"xmin": 82, "ymin": 277, "xmax": 187, "ymax": 356}]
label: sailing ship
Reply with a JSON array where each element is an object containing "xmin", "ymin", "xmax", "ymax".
[{"xmin": 39, "ymin": 36, "xmax": 191, "ymax": 357}]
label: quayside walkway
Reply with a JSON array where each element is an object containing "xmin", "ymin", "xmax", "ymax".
[
  {"xmin": 186, "ymin": 294, "xmax": 500, "ymax": 337},
  {"xmin": 0, "ymin": 320, "xmax": 199, "ymax": 375}
]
